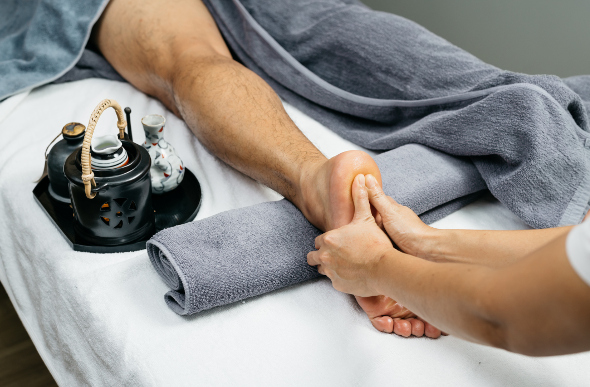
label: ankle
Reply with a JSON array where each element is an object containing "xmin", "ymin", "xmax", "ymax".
[{"xmin": 296, "ymin": 158, "xmax": 327, "ymax": 229}]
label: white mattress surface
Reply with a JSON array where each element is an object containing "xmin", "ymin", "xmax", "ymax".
[{"xmin": 1, "ymin": 79, "xmax": 589, "ymax": 386}]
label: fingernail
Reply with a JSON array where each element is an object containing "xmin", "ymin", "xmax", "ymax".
[
  {"xmin": 366, "ymin": 174, "xmax": 377, "ymax": 188},
  {"xmin": 357, "ymin": 174, "xmax": 365, "ymax": 187}
]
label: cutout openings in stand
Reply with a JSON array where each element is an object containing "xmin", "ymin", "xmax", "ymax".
[
  {"xmin": 99, "ymin": 199, "xmax": 137, "ymax": 228},
  {"xmin": 114, "ymin": 198, "xmax": 127, "ymax": 208}
]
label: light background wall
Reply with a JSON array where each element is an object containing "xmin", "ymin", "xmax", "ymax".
[{"xmin": 361, "ymin": 0, "xmax": 590, "ymax": 77}]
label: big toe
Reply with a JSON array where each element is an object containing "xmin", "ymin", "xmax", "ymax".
[{"xmin": 371, "ymin": 316, "xmax": 394, "ymax": 333}]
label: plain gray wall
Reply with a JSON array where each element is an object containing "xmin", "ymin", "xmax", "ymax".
[{"xmin": 361, "ymin": 0, "xmax": 590, "ymax": 77}]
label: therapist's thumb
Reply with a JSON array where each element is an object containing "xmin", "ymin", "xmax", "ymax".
[
  {"xmin": 352, "ymin": 174, "xmax": 373, "ymax": 222},
  {"xmin": 365, "ymin": 174, "xmax": 398, "ymax": 219}
]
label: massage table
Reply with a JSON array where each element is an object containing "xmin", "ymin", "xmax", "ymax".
[{"xmin": 1, "ymin": 78, "xmax": 589, "ymax": 386}]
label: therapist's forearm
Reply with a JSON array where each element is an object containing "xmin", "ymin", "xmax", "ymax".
[
  {"xmin": 422, "ymin": 226, "xmax": 573, "ymax": 268},
  {"xmin": 372, "ymin": 233, "xmax": 590, "ymax": 355},
  {"xmin": 376, "ymin": 233, "xmax": 590, "ymax": 355},
  {"xmin": 373, "ymin": 250, "xmax": 502, "ymax": 346}
]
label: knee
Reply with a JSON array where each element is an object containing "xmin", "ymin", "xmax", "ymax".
[
  {"xmin": 158, "ymin": 31, "xmax": 230, "ymax": 75},
  {"xmin": 140, "ymin": 42, "xmax": 235, "ymax": 115},
  {"xmin": 169, "ymin": 47, "xmax": 238, "ymax": 90}
]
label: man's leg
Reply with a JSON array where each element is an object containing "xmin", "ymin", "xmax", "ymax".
[
  {"xmin": 92, "ymin": 0, "xmax": 437, "ymax": 337},
  {"xmin": 92, "ymin": 0, "xmax": 381, "ymax": 233},
  {"xmin": 206, "ymin": 0, "xmax": 590, "ymax": 335},
  {"xmin": 204, "ymin": 0, "xmax": 589, "ymax": 228}
]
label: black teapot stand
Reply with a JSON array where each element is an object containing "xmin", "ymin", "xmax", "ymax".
[{"xmin": 33, "ymin": 168, "xmax": 202, "ymax": 253}]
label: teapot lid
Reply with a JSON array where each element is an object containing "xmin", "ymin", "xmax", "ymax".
[{"xmin": 62, "ymin": 122, "xmax": 86, "ymax": 138}]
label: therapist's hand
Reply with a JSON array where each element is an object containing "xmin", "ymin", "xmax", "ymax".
[
  {"xmin": 308, "ymin": 174, "xmax": 444, "ymax": 338},
  {"xmin": 365, "ymin": 174, "xmax": 438, "ymax": 259},
  {"xmin": 307, "ymin": 174, "xmax": 395, "ymax": 297}
]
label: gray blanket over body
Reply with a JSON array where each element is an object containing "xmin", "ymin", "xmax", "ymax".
[{"xmin": 3, "ymin": 0, "xmax": 590, "ymax": 314}]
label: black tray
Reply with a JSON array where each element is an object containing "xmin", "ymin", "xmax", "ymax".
[{"xmin": 33, "ymin": 168, "xmax": 202, "ymax": 253}]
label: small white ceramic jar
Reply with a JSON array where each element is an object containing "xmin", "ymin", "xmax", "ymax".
[{"xmin": 141, "ymin": 114, "xmax": 184, "ymax": 193}]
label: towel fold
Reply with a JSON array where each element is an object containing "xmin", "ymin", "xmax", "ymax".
[{"xmin": 147, "ymin": 144, "xmax": 486, "ymax": 315}]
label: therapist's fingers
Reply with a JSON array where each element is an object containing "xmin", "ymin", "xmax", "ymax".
[
  {"xmin": 307, "ymin": 251, "xmax": 326, "ymax": 276},
  {"xmin": 365, "ymin": 174, "xmax": 399, "ymax": 218},
  {"xmin": 351, "ymin": 174, "xmax": 373, "ymax": 222},
  {"xmin": 314, "ymin": 233, "xmax": 325, "ymax": 249},
  {"xmin": 375, "ymin": 212, "xmax": 384, "ymax": 230},
  {"xmin": 307, "ymin": 250, "xmax": 320, "ymax": 266}
]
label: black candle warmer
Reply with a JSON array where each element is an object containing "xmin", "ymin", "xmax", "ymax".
[
  {"xmin": 64, "ymin": 99, "xmax": 155, "ymax": 246},
  {"xmin": 33, "ymin": 99, "xmax": 202, "ymax": 252}
]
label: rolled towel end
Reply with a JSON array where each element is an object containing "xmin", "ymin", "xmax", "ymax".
[{"xmin": 146, "ymin": 200, "xmax": 322, "ymax": 315}]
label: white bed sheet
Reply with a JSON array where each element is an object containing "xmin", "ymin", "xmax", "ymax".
[{"xmin": 1, "ymin": 79, "xmax": 589, "ymax": 386}]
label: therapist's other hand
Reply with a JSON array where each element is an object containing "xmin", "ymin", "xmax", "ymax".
[
  {"xmin": 308, "ymin": 174, "xmax": 443, "ymax": 338},
  {"xmin": 307, "ymin": 174, "xmax": 393, "ymax": 297},
  {"xmin": 365, "ymin": 174, "xmax": 437, "ymax": 259}
]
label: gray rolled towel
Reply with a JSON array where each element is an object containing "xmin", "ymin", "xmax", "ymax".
[
  {"xmin": 147, "ymin": 200, "xmax": 320, "ymax": 315},
  {"xmin": 147, "ymin": 144, "xmax": 486, "ymax": 315}
]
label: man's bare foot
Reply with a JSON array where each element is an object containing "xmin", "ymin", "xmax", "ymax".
[
  {"xmin": 297, "ymin": 150, "xmax": 442, "ymax": 338},
  {"xmin": 299, "ymin": 150, "xmax": 382, "ymax": 231},
  {"xmin": 355, "ymin": 296, "xmax": 443, "ymax": 338}
]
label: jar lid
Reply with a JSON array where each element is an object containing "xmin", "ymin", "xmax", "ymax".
[
  {"xmin": 91, "ymin": 135, "xmax": 129, "ymax": 170},
  {"xmin": 62, "ymin": 122, "xmax": 86, "ymax": 138}
]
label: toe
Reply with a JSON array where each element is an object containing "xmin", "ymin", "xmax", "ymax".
[
  {"xmin": 393, "ymin": 318, "xmax": 412, "ymax": 337},
  {"xmin": 371, "ymin": 316, "xmax": 394, "ymax": 333},
  {"xmin": 424, "ymin": 322, "xmax": 442, "ymax": 339},
  {"xmin": 409, "ymin": 318, "xmax": 425, "ymax": 337}
]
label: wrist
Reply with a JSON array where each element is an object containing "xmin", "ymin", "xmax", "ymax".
[
  {"xmin": 418, "ymin": 228, "xmax": 453, "ymax": 263},
  {"xmin": 371, "ymin": 248, "xmax": 404, "ymax": 295}
]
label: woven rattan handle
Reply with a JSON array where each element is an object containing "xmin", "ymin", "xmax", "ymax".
[{"xmin": 81, "ymin": 99, "xmax": 127, "ymax": 199}]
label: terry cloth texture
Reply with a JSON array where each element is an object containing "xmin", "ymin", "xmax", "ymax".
[
  {"xmin": 201, "ymin": 0, "xmax": 590, "ymax": 228},
  {"xmin": 0, "ymin": 0, "xmax": 110, "ymax": 101},
  {"xmin": 2, "ymin": 0, "xmax": 590, "ymax": 225},
  {"xmin": 3, "ymin": 0, "xmax": 590, "ymax": 312},
  {"xmin": 147, "ymin": 144, "xmax": 485, "ymax": 315}
]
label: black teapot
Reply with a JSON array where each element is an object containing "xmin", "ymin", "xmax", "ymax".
[{"xmin": 64, "ymin": 99, "xmax": 155, "ymax": 246}]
